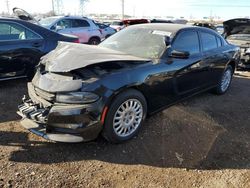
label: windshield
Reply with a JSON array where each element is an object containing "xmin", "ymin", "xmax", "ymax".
[
  {"xmin": 99, "ymin": 27, "xmax": 166, "ymax": 59},
  {"xmin": 39, "ymin": 17, "xmax": 58, "ymax": 27},
  {"xmin": 227, "ymin": 34, "xmax": 250, "ymax": 41}
]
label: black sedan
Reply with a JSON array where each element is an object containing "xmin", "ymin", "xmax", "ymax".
[
  {"xmin": 0, "ymin": 18, "xmax": 79, "ymax": 80},
  {"xmin": 17, "ymin": 24, "xmax": 240, "ymax": 143}
]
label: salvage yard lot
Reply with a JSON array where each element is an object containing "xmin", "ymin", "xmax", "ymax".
[{"xmin": 0, "ymin": 71, "xmax": 249, "ymax": 188}]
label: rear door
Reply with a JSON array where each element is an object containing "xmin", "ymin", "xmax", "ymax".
[
  {"xmin": 199, "ymin": 31, "xmax": 227, "ymax": 85},
  {"xmin": 70, "ymin": 19, "xmax": 92, "ymax": 43},
  {"xmin": 0, "ymin": 21, "xmax": 44, "ymax": 79}
]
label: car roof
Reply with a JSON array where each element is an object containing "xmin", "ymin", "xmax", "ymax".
[
  {"xmin": 48, "ymin": 15, "xmax": 91, "ymax": 20},
  {"xmin": 129, "ymin": 23, "xmax": 192, "ymax": 33},
  {"xmin": 129, "ymin": 23, "xmax": 219, "ymax": 35},
  {"xmin": 0, "ymin": 17, "xmax": 20, "ymax": 21}
]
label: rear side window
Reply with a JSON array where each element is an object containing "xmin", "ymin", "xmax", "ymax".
[
  {"xmin": 0, "ymin": 22, "xmax": 41, "ymax": 41},
  {"xmin": 172, "ymin": 30, "xmax": 200, "ymax": 55},
  {"xmin": 216, "ymin": 37, "xmax": 223, "ymax": 47},
  {"xmin": 72, "ymin": 19, "xmax": 90, "ymax": 28},
  {"xmin": 200, "ymin": 32, "xmax": 218, "ymax": 51}
]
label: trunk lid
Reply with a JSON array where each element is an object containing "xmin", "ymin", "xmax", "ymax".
[{"xmin": 13, "ymin": 7, "xmax": 40, "ymax": 25}]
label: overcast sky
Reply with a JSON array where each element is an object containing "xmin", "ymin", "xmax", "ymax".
[{"xmin": 0, "ymin": 0, "xmax": 250, "ymax": 19}]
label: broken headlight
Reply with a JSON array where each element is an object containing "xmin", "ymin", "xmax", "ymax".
[{"xmin": 56, "ymin": 92, "xmax": 99, "ymax": 104}]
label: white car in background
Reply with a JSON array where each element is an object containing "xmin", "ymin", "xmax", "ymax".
[
  {"xmin": 110, "ymin": 21, "xmax": 126, "ymax": 31},
  {"xmin": 96, "ymin": 23, "xmax": 116, "ymax": 39},
  {"xmin": 39, "ymin": 16, "xmax": 104, "ymax": 44}
]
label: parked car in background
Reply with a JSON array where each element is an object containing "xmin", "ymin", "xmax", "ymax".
[
  {"xmin": 150, "ymin": 19, "xmax": 173, "ymax": 23},
  {"xmin": 96, "ymin": 23, "xmax": 116, "ymax": 39},
  {"xmin": 123, "ymin": 19, "xmax": 149, "ymax": 26},
  {"xmin": 224, "ymin": 18, "xmax": 250, "ymax": 69},
  {"xmin": 12, "ymin": 7, "xmax": 39, "ymax": 25},
  {"xmin": 172, "ymin": 19, "xmax": 188, "ymax": 24},
  {"xmin": 0, "ymin": 18, "xmax": 78, "ymax": 81},
  {"xmin": 110, "ymin": 19, "xmax": 149, "ymax": 31},
  {"xmin": 18, "ymin": 24, "xmax": 239, "ymax": 143},
  {"xmin": 193, "ymin": 22, "xmax": 216, "ymax": 30},
  {"xmin": 110, "ymin": 20, "xmax": 126, "ymax": 31},
  {"xmin": 215, "ymin": 24, "xmax": 224, "ymax": 35},
  {"xmin": 39, "ymin": 16, "xmax": 103, "ymax": 44}
]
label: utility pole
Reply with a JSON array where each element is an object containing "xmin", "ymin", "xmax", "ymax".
[
  {"xmin": 52, "ymin": 0, "xmax": 55, "ymax": 15},
  {"xmin": 121, "ymin": 0, "xmax": 124, "ymax": 20},
  {"xmin": 53, "ymin": 0, "xmax": 64, "ymax": 15},
  {"xmin": 79, "ymin": 0, "xmax": 84, "ymax": 16},
  {"xmin": 6, "ymin": 0, "xmax": 10, "ymax": 15}
]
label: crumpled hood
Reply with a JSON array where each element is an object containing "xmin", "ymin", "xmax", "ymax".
[
  {"xmin": 41, "ymin": 42, "xmax": 150, "ymax": 72},
  {"xmin": 223, "ymin": 18, "xmax": 250, "ymax": 37}
]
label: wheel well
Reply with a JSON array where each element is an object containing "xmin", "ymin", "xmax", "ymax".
[
  {"xmin": 228, "ymin": 61, "xmax": 236, "ymax": 72},
  {"xmin": 88, "ymin": 36, "xmax": 100, "ymax": 42},
  {"xmin": 106, "ymin": 87, "xmax": 149, "ymax": 115}
]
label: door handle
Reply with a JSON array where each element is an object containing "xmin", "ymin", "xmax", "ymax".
[{"xmin": 32, "ymin": 42, "xmax": 42, "ymax": 48}]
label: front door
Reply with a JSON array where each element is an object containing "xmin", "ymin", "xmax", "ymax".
[{"xmin": 170, "ymin": 30, "xmax": 211, "ymax": 95}]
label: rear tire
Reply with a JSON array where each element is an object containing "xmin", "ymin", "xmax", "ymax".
[
  {"xmin": 88, "ymin": 37, "xmax": 100, "ymax": 45},
  {"xmin": 102, "ymin": 89, "xmax": 147, "ymax": 143},
  {"xmin": 213, "ymin": 65, "xmax": 233, "ymax": 95}
]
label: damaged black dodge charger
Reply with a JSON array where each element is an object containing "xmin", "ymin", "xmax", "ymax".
[{"xmin": 17, "ymin": 24, "xmax": 240, "ymax": 143}]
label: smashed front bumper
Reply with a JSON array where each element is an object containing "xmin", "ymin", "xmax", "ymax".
[{"xmin": 17, "ymin": 83, "xmax": 103, "ymax": 143}]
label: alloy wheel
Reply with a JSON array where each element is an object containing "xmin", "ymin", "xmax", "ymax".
[
  {"xmin": 113, "ymin": 99, "xmax": 143, "ymax": 137},
  {"xmin": 221, "ymin": 68, "xmax": 232, "ymax": 92}
]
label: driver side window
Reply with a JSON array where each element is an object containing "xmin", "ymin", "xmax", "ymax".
[{"xmin": 172, "ymin": 31, "xmax": 200, "ymax": 55}]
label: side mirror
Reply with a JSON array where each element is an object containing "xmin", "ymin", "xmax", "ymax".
[
  {"xmin": 164, "ymin": 36, "xmax": 171, "ymax": 46},
  {"xmin": 170, "ymin": 50, "xmax": 190, "ymax": 59}
]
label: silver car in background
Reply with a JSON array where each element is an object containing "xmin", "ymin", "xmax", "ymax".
[{"xmin": 39, "ymin": 16, "xmax": 104, "ymax": 44}]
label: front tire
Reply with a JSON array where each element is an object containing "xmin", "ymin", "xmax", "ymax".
[
  {"xmin": 102, "ymin": 89, "xmax": 147, "ymax": 143},
  {"xmin": 214, "ymin": 65, "xmax": 233, "ymax": 95}
]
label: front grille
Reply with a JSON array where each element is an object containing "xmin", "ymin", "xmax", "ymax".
[
  {"xmin": 18, "ymin": 101, "xmax": 48, "ymax": 123},
  {"xmin": 34, "ymin": 87, "xmax": 55, "ymax": 102}
]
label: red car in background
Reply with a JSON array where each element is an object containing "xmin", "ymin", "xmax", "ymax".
[
  {"xmin": 110, "ymin": 19, "xmax": 149, "ymax": 31},
  {"xmin": 123, "ymin": 19, "xmax": 149, "ymax": 26}
]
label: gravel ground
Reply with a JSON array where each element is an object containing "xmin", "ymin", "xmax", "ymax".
[{"xmin": 0, "ymin": 71, "xmax": 249, "ymax": 188}]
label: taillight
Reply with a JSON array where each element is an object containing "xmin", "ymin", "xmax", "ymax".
[{"xmin": 73, "ymin": 38, "xmax": 80, "ymax": 43}]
